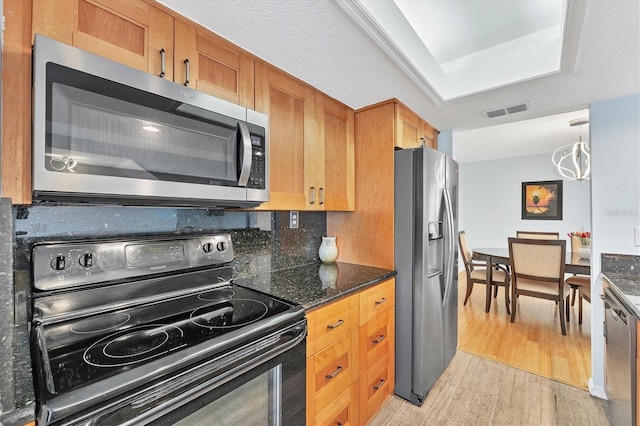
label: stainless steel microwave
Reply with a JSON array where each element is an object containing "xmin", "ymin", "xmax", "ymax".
[{"xmin": 32, "ymin": 35, "xmax": 268, "ymax": 208}]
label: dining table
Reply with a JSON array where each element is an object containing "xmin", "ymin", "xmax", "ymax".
[{"xmin": 472, "ymin": 247, "xmax": 590, "ymax": 313}]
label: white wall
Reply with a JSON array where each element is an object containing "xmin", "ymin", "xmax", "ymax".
[
  {"xmin": 458, "ymin": 153, "xmax": 591, "ymax": 250},
  {"xmin": 455, "ymin": 93, "xmax": 640, "ymax": 400},
  {"xmin": 589, "ymin": 93, "xmax": 640, "ymax": 397}
]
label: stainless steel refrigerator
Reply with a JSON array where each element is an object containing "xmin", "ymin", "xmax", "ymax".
[{"xmin": 394, "ymin": 145, "xmax": 458, "ymax": 406}]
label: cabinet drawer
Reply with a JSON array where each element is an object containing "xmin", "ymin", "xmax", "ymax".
[
  {"xmin": 309, "ymin": 333, "xmax": 356, "ymax": 420},
  {"xmin": 313, "ymin": 385, "xmax": 358, "ymax": 426},
  {"xmin": 359, "ymin": 308, "xmax": 394, "ymax": 375},
  {"xmin": 359, "ymin": 354, "xmax": 391, "ymax": 425},
  {"xmin": 307, "ymin": 294, "xmax": 358, "ymax": 354},
  {"xmin": 359, "ymin": 279, "xmax": 395, "ymax": 326}
]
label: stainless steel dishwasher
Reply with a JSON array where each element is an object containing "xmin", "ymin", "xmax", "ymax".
[{"xmin": 603, "ymin": 282, "xmax": 637, "ymax": 426}]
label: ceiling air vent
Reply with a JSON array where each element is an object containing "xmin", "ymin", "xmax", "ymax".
[
  {"xmin": 484, "ymin": 102, "xmax": 530, "ymax": 119},
  {"xmin": 486, "ymin": 109, "xmax": 507, "ymax": 118}
]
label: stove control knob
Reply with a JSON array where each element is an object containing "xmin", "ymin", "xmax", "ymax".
[
  {"xmin": 203, "ymin": 242, "xmax": 214, "ymax": 253},
  {"xmin": 216, "ymin": 241, "xmax": 226, "ymax": 252},
  {"xmin": 51, "ymin": 255, "xmax": 66, "ymax": 271},
  {"xmin": 79, "ymin": 253, "xmax": 94, "ymax": 268}
]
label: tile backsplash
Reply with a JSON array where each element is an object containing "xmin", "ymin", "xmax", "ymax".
[{"xmin": 14, "ymin": 205, "xmax": 327, "ymax": 274}]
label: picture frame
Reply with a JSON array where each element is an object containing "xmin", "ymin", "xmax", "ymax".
[{"xmin": 521, "ymin": 180, "xmax": 563, "ymax": 220}]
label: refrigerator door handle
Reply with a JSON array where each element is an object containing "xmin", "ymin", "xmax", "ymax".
[{"xmin": 442, "ymin": 188, "xmax": 455, "ymax": 307}]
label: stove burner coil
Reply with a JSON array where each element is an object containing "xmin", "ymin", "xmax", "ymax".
[
  {"xmin": 83, "ymin": 324, "xmax": 184, "ymax": 367},
  {"xmin": 71, "ymin": 312, "xmax": 131, "ymax": 334}
]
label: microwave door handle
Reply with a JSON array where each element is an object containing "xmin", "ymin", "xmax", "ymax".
[{"xmin": 237, "ymin": 121, "xmax": 252, "ymax": 187}]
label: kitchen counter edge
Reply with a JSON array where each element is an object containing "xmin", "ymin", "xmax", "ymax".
[
  {"xmin": 601, "ymin": 272, "xmax": 640, "ymax": 319},
  {"xmin": 233, "ymin": 261, "xmax": 397, "ymax": 312}
]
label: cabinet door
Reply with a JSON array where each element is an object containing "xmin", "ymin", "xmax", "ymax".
[
  {"xmin": 33, "ymin": 0, "xmax": 172, "ymax": 75},
  {"xmin": 255, "ymin": 62, "xmax": 316, "ymax": 210},
  {"xmin": 359, "ymin": 354, "xmax": 391, "ymax": 425},
  {"xmin": 309, "ymin": 334, "xmax": 357, "ymax": 422},
  {"xmin": 359, "ymin": 278, "xmax": 395, "ymax": 326},
  {"xmin": 174, "ymin": 19, "xmax": 254, "ymax": 108},
  {"xmin": 315, "ymin": 94, "xmax": 355, "ymax": 211},
  {"xmin": 420, "ymin": 119, "xmax": 438, "ymax": 149},
  {"xmin": 395, "ymin": 103, "xmax": 421, "ymax": 149}
]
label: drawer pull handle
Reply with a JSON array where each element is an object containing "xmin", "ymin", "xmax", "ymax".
[
  {"xmin": 373, "ymin": 334, "xmax": 386, "ymax": 344},
  {"xmin": 327, "ymin": 319, "xmax": 344, "ymax": 330},
  {"xmin": 373, "ymin": 379, "xmax": 386, "ymax": 391},
  {"xmin": 325, "ymin": 366, "xmax": 343, "ymax": 379},
  {"xmin": 375, "ymin": 297, "xmax": 387, "ymax": 305},
  {"xmin": 309, "ymin": 187, "xmax": 315, "ymax": 205}
]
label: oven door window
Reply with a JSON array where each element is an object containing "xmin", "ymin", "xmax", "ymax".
[
  {"xmin": 46, "ymin": 63, "xmax": 240, "ymax": 186},
  {"xmin": 175, "ymin": 365, "xmax": 282, "ymax": 426},
  {"xmin": 158, "ymin": 339, "xmax": 305, "ymax": 426}
]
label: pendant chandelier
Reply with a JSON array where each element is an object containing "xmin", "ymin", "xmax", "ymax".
[{"xmin": 552, "ymin": 118, "xmax": 590, "ymax": 181}]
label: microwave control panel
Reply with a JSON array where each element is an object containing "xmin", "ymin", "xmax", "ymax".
[{"xmin": 248, "ymin": 134, "xmax": 266, "ymax": 189}]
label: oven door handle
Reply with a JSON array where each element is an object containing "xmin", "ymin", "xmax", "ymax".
[{"xmin": 115, "ymin": 321, "xmax": 307, "ymax": 426}]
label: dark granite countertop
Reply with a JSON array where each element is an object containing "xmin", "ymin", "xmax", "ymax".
[
  {"xmin": 233, "ymin": 261, "xmax": 397, "ymax": 310},
  {"xmin": 601, "ymin": 253, "xmax": 640, "ymax": 318}
]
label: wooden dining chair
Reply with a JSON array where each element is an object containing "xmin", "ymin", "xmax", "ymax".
[
  {"xmin": 577, "ymin": 283, "xmax": 591, "ymax": 325},
  {"xmin": 515, "ymin": 231, "xmax": 559, "ymax": 240},
  {"xmin": 458, "ymin": 231, "xmax": 510, "ymax": 313},
  {"xmin": 508, "ymin": 238, "xmax": 570, "ymax": 335},
  {"xmin": 566, "ymin": 236, "xmax": 591, "ymax": 316}
]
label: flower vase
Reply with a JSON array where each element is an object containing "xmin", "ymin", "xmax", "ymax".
[
  {"xmin": 577, "ymin": 246, "xmax": 591, "ymax": 260},
  {"xmin": 319, "ymin": 236, "xmax": 338, "ymax": 264}
]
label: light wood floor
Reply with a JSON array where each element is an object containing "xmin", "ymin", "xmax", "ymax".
[
  {"xmin": 368, "ymin": 272, "xmax": 601, "ymax": 425},
  {"xmin": 457, "ymin": 271, "xmax": 592, "ymax": 390}
]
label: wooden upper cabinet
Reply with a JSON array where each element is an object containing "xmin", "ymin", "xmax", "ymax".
[
  {"xmin": 255, "ymin": 62, "xmax": 315, "ymax": 210},
  {"xmin": 395, "ymin": 103, "xmax": 420, "ymax": 149},
  {"xmin": 393, "ymin": 101, "xmax": 438, "ymax": 149},
  {"xmin": 420, "ymin": 119, "xmax": 438, "ymax": 149},
  {"xmin": 254, "ymin": 63, "xmax": 354, "ymax": 211},
  {"xmin": 32, "ymin": 0, "xmax": 174, "ymax": 78},
  {"xmin": 174, "ymin": 19, "xmax": 255, "ymax": 108},
  {"xmin": 314, "ymin": 93, "xmax": 355, "ymax": 211}
]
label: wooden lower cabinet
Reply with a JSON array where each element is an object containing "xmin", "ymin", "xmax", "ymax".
[
  {"xmin": 359, "ymin": 354, "xmax": 392, "ymax": 424},
  {"xmin": 306, "ymin": 278, "xmax": 395, "ymax": 425},
  {"xmin": 314, "ymin": 385, "xmax": 359, "ymax": 426}
]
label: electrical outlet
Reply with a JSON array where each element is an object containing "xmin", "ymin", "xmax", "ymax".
[
  {"xmin": 635, "ymin": 227, "xmax": 640, "ymax": 247},
  {"xmin": 289, "ymin": 211, "xmax": 299, "ymax": 229}
]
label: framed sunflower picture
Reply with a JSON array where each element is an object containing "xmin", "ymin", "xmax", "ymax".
[{"xmin": 521, "ymin": 180, "xmax": 563, "ymax": 220}]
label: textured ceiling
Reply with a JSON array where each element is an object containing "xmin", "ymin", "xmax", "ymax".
[{"xmin": 157, "ymin": 0, "xmax": 639, "ymax": 162}]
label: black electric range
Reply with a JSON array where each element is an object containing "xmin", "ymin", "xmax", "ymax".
[{"xmin": 30, "ymin": 234, "xmax": 306, "ymax": 425}]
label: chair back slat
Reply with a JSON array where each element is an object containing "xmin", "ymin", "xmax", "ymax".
[{"xmin": 515, "ymin": 231, "xmax": 559, "ymax": 240}]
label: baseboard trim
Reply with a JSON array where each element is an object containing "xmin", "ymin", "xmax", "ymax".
[{"xmin": 588, "ymin": 378, "xmax": 608, "ymax": 400}]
